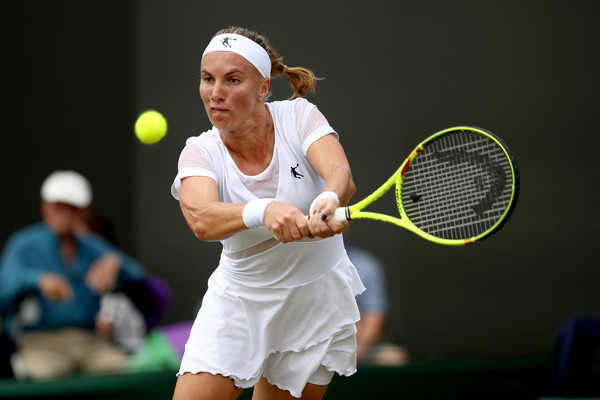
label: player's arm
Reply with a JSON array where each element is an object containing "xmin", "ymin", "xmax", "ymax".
[
  {"xmin": 180, "ymin": 176, "xmax": 311, "ymax": 244},
  {"xmin": 178, "ymin": 176, "xmax": 247, "ymax": 241},
  {"xmin": 306, "ymin": 133, "xmax": 355, "ymax": 237},
  {"xmin": 307, "ymin": 133, "xmax": 356, "ymax": 208}
]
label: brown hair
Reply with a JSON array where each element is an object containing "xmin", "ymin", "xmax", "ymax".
[{"xmin": 214, "ymin": 27, "xmax": 321, "ymax": 99}]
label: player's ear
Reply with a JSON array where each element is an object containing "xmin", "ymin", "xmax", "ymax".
[{"xmin": 258, "ymin": 78, "xmax": 270, "ymax": 101}]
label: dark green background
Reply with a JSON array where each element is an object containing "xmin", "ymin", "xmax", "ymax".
[{"xmin": 3, "ymin": 0, "xmax": 599, "ymax": 362}]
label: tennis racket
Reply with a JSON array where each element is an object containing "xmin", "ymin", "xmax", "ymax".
[{"xmin": 334, "ymin": 126, "xmax": 519, "ymax": 245}]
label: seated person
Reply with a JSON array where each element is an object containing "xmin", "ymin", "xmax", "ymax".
[
  {"xmin": 551, "ymin": 314, "xmax": 600, "ymax": 396},
  {"xmin": 346, "ymin": 244, "xmax": 409, "ymax": 366},
  {"xmin": 0, "ymin": 170, "xmax": 146, "ymax": 380},
  {"xmin": 0, "ymin": 317, "xmax": 15, "ymax": 378}
]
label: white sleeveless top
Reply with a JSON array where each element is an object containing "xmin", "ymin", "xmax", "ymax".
[{"xmin": 172, "ymin": 98, "xmax": 347, "ymax": 287}]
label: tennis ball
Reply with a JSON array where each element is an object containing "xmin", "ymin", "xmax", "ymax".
[{"xmin": 135, "ymin": 110, "xmax": 167, "ymax": 144}]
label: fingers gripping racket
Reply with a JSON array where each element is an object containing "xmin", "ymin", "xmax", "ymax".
[{"xmin": 334, "ymin": 126, "xmax": 519, "ymax": 245}]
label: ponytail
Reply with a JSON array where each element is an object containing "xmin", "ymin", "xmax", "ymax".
[
  {"xmin": 273, "ymin": 62, "xmax": 320, "ymax": 99},
  {"xmin": 215, "ymin": 27, "xmax": 322, "ymax": 99}
]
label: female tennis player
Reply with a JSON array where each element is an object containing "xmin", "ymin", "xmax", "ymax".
[{"xmin": 170, "ymin": 27, "xmax": 365, "ymax": 400}]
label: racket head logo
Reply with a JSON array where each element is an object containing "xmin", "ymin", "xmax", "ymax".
[
  {"xmin": 430, "ymin": 145, "xmax": 508, "ymax": 217},
  {"xmin": 399, "ymin": 127, "xmax": 518, "ymax": 244}
]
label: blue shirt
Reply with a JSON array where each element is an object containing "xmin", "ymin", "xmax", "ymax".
[
  {"xmin": 346, "ymin": 245, "xmax": 389, "ymax": 314},
  {"xmin": 0, "ymin": 223, "xmax": 144, "ymax": 334}
]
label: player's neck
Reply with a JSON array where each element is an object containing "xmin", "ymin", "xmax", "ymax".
[{"xmin": 221, "ymin": 106, "xmax": 274, "ymax": 175}]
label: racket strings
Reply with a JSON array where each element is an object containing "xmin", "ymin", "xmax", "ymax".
[{"xmin": 400, "ymin": 131, "xmax": 514, "ymax": 240}]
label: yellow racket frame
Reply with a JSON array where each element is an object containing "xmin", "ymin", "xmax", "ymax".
[{"xmin": 334, "ymin": 126, "xmax": 519, "ymax": 246}]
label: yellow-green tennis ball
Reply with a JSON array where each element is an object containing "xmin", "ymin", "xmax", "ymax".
[{"xmin": 135, "ymin": 110, "xmax": 167, "ymax": 144}]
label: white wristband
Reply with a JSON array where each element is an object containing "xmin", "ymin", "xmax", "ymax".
[
  {"xmin": 310, "ymin": 191, "xmax": 340, "ymax": 213},
  {"xmin": 243, "ymin": 198, "xmax": 276, "ymax": 229}
]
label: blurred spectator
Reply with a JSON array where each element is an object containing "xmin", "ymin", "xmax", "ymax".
[
  {"xmin": 346, "ymin": 244, "xmax": 409, "ymax": 366},
  {"xmin": 0, "ymin": 317, "xmax": 15, "ymax": 378},
  {"xmin": 551, "ymin": 314, "xmax": 600, "ymax": 397},
  {"xmin": 77, "ymin": 214, "xmax": 173, "ymax": 351},
  {"xmin": 0, "ymin": 170, "xmax": 146, "ymax": 380}
]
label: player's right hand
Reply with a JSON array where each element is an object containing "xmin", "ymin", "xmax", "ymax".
[{"xmin": 264, "ymin": 201, "xmax": 312, "ymax": 243}]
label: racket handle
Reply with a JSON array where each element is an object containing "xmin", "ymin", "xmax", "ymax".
[{"xmin": 333, "ymin": 207, "xmax": 350, "ymax": 222}]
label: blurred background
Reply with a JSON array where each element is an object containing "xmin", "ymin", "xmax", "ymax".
[{"xmin": 3, "ymin": 0, "xmax": 599, "ymax": 364}]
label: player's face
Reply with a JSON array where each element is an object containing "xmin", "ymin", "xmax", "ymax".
[{"xmin": 200, "ymin": 52, "xmax": 269, "ymax": 133}]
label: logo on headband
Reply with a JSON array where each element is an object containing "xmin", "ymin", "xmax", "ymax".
[{"xmin": 220, "ymin": 37, "xmax": 236, "ymax": 48}]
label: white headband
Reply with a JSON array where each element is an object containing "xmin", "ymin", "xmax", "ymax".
[{"xmin": 202, "ymin": 33, "xmax": 271, "ymax": 78}]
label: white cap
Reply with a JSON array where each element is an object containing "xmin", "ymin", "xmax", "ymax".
[{"xmin": 40, "ymin": 170, "xmax": 92, "ymax": 208}]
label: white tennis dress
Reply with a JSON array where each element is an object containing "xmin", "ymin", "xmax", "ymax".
[{"xmin": 171, "ymin": 98, "xmax": 364, "ymax": 398}]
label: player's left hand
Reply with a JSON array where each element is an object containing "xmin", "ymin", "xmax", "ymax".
[{"xmin": 265, "ymin": 201, "xmax": 311, "ymax": 243}]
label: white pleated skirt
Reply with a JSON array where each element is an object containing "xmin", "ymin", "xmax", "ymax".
[{"xmin": 178, "ymin": 254, "xmax": 365, "ymax": 398}]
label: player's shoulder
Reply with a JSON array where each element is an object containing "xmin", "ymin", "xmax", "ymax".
[
  {"xmin": 268, "ymin": 98, "xmax": 313, "ymax": 114},
  {"xmin": 186, "ymin": 126, "xmax": 218, "ymax": 143},
  {"xmin": 183, "ymin": 127, "xmax": 222, "ymax": 152}
]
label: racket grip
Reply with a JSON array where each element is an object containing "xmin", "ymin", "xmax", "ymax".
[{"xmin": 333, "ymin": 207, "xmax": 350, "ymax": 222}]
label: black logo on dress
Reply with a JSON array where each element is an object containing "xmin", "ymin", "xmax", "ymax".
[
  {"xmin": 291, "ymin": 164, "xmax": 304, "ymax": 179},
  {"xmin": 221, "ymin": 37, "xmax": 236, "ymax": 48}
]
